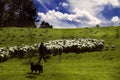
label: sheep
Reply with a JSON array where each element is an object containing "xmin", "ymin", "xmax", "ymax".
[
  {"xmin": 30, "ymin": 62, "xmax": 43, "ymax": 74},
  {"xmin": 0, "ymin": 38, "xmax": 105, "ymax": 62},
  {"xmin": 97, "ymin": 42, "xmax": 104, "ymax": 51},
  {"xmin": 76, "ymin": 45, "xmax": 82, "ymax": 53},
  {"xmin": 43, "ymin": 38, "xmax": 105, "ymax": 54},
  {"xmin": 8, "ymin": 47, "xmax": 15, "ymax": 58},
  {"xmin": 0, "ymin": 54, "xmax": 4, "ymax": 62},
  {"xmin": 105, "ymin": 45, "xmax": 109, "ymax": 50},
  {"xmin": 111, "ymin": 45, "xmax": 115, "ymax": 50}
]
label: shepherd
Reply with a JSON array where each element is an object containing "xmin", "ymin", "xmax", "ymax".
[{"xmin": 38, "ymin": 42, "xmax": 47, "ymax": 63}]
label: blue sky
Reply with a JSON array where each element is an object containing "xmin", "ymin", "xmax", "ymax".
[{"xmin": 34, "ymin": 0, "xmax": 120, "ymax": 28}]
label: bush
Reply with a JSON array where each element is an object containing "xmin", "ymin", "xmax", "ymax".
[{"xmin": 95, "ymin": 24, "xmax": 100, "ymax": 27}]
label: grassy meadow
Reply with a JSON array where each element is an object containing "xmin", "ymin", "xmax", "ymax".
[{"xmin": 0, "ymin": 26, "xmax": 120, "ymax": 80}]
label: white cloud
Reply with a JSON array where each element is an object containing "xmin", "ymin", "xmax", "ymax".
[
  {"xmin": 69, "ymin": 0, "xmax": 120, "ymax": 16},
  {"xmin": 37, "ymin": 9, "xmax": 101, "ymax": 28},
  {"xmin": 36, "ymin": 0, "xmax": 120, "ymax": 28},
  {"xmin": 59, "ymin": 2, "xmax": 69, "ymax": 7},
  {"xmin": 109, "ymin": 0, "xmax": 120, "ymax": 7},
  {"xmin": 69, "ymin": 0, "xmax": 96, "ymax": 15},
  {"xmin": 68, "ymin": 0, "xmax": 120, "ymax": 27},
  {"xmin": 91, "ymin": 0, "xmax": 120, "ymax": 7},
  {"xmin": 111, "ymin": 16, "xmax": 120, "ymax": 26},
  {"xmin": 111, "ymin": 16, "xmax": 120, "ymax": 22},
  {"xmin": 72, "ymin": 8, "xmax": 101, "ymax": 24}
]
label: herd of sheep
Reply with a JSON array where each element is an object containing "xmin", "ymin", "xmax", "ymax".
[
  {"xmin": 0, "ymin": 38, "xmax": 105, "ymax": 62},
  {"xmin": 44, "ymin": 38, "xmax": 104, "ymax": 55},
  {"xmin": 0, "ymin": 44, "xmax": 38, "ymax": 62}
]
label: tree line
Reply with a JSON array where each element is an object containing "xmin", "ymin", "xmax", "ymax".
[
  {"xmin": 0, "ymin": 0, "xmax": 53, "ymax": 28},
  {"xmin": 40, "ymin": 21, "xmax": 53, "ymax": 28},
  {"xmin": 0, "ymin": 0, "xmax": 37, "ymax": 27}
]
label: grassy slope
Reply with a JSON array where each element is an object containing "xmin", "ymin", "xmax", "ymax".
[
  {"xmin": 0, "ymin": 26, "xmax": 120, "ymax": 80},
  {"xmin": 0, "ymin": 26, "xmax": 119, "ymax": 47}
]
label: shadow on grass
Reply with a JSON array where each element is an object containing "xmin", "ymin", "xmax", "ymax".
[
  {"xmin": 26, "ymin": 75, "xmax": 36, "ymax": 79},
  {"xmin": 25, "ymin": 72, "xmax": 41, "ymax": 79}
]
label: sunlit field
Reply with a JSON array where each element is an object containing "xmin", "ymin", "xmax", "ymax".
[{"xmin": 0, "ymin": 26, "xmax": 120, "ymax": 80}]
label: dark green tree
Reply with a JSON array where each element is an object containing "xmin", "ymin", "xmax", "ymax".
[
  {"xmin": 12, "ymin": 0, "xmax": 37, "ymax": 27},
  {"xmin": 40, "ymin": 21, "xmax": 53, "ymax": 28},
  {"xmin": 0, "ymin": 0, "xmax": 5, "ymax": 27},
  {"xmin": 0, "ymin": 0, "xmax": 37, "ymax": 27}
]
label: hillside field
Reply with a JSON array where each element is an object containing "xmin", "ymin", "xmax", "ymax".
[{"xmin": 0, "ymin": 26, "xmax": 120, "ymax": 80}]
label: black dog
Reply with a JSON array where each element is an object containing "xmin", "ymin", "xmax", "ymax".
[{"xmin": 30, "ymin": 62, "xmax": 43, "ymax": 74}]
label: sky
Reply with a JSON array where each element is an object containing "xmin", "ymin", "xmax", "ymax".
[{"xmin": 34, "ymin": 0, "xmax": 120, "ymax": 28}]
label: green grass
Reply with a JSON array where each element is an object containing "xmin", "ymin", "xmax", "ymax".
[
  {"xmin": 0, "ymin": 52, "xmax": 120, "ymax": 80},
  {"xmin": 0, "ymin": 26, "xmax": 119, "ymax": 47},
  {"xmin": 0, "ymin": 26, "xmax": 120, "ymax": 80}
]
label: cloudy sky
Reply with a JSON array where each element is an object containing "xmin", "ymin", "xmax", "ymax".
[{"xmin": 34, "ymin": 0, "xmax": 120, "ymax": 28}]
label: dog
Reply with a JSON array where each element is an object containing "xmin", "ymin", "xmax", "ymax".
[{"xmin": 30, "ymin": 62, "xmax": 43, "ymax": 74}]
